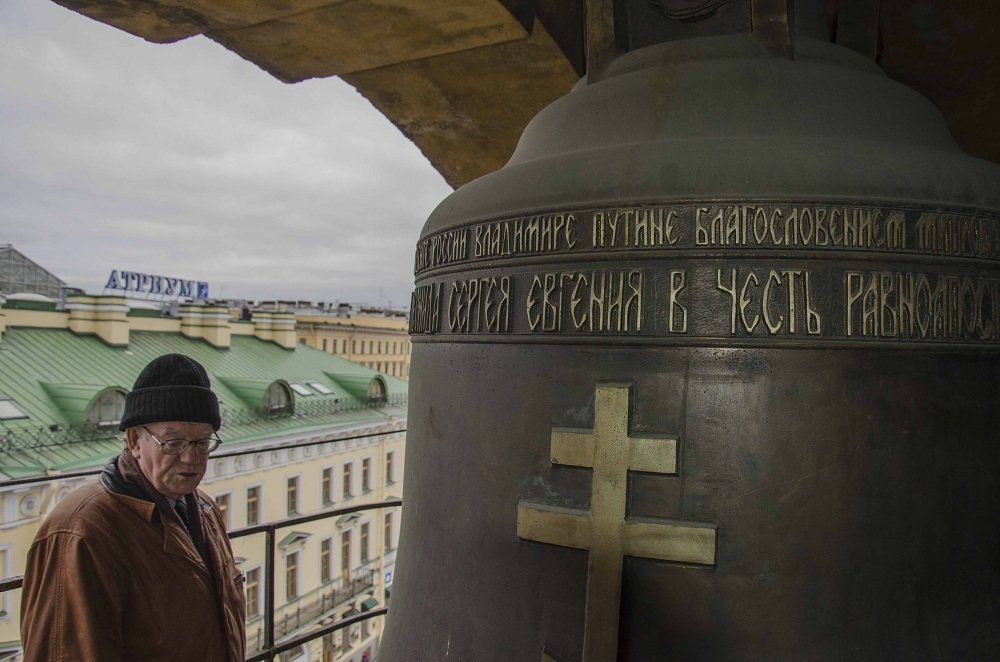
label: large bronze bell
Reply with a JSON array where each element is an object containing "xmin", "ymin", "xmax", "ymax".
[{"xmin": 383, "ymin": 3, "xmax": 1000, "ymax": 659}]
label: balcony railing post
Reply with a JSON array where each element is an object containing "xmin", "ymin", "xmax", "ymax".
[{"xmin": 264, "ymin": 527, "xmax": 276, "ymax": 655}]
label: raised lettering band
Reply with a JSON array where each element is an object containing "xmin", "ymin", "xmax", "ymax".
[{"xmin": 411, "ymin": 202, "xmax": 1000, "ymax": 348}]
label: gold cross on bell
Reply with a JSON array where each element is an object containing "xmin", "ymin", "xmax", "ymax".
[{"xmin": 518, "ymin": 383, "xmax": 717, "ymax": 662}]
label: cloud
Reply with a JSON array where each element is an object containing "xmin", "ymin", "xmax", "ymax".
[{"xmin": 0, "ymin": 0, "xmax": 453, "ymax": 307}]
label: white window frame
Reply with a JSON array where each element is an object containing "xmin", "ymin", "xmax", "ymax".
[
  {"xmin": 245, "ymin": 483, "xmax": 264, "ymax": 527},
  {"xmin": 284, "ymin": 551, "xmax": 299, "ymax": 604},
  {"xmin": 286, "ymin": 474, "xmax": 302, "ymax": 516},
  {"xmin": 244, "ymin": 564, "xmax": 263, "ymax": 621},
  {"xmin": 342, "ymin": 462, "xmax": 354, "ymax": 499},
  {"xmin": 321, "ymin": 464, "xmax": 336, "ymax": 506},
  {"xmin": 213, "ymin": 491, "xmax": 232, "ymax": 529}
]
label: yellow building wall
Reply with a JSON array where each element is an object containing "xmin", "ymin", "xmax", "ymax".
[{"xmin": 297, "ymin": 315, "xmax": 411, "ymax": 380}]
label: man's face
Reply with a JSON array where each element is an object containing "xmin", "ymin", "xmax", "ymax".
[{"xmin": 127, "ymin": 421, "xmax": 212, "ymax": 501}]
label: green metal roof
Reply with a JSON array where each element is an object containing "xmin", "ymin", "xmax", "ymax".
[
  {"xmin": 40, "ymin": 383, "xmax": 126, "ymax": 424},
  {"xmin": 217, "ymin": 377, "xmax": 281, "ymax": 409},
  {"xmin": 0, "ymin": 328, "xmax": 408, "ymax": 478},
  {"xmin": 324, "ymin": 365, "xmax": 407, "ymax": 400},
  {"xmin": 325, "ymin": 372, "xmax": 382, "ymax": 400}
]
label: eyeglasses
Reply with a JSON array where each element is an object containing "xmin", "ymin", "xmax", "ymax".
[{"xmin": 142, "ymin": 425, "xmax": 222, "ymax": 455}]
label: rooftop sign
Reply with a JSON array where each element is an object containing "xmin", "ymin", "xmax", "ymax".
[{"xmin": 104, "ymin": 270, "xmax": 209, "ymax": 300}]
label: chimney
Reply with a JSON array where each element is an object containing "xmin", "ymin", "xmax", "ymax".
[
  {"xmin": 67, "ymin": 295, "xmax": 129, "ymax": 346},
  {"xmin": 252, "ymin": 310, "xmax": 296, "ymax": 349},
  {"xmin": 179, "ymin": 303, "xmax": 232, "ymax": 348}
]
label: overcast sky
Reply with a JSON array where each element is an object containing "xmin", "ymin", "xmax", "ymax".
[{"xmin": 0, "ymin": 1, "xmax": 453, "ymax": 309}]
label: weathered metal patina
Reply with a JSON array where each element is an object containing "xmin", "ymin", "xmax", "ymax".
[{"xmin": 384, "ymin": 2, "xmax": 1000, "ymax": 659}]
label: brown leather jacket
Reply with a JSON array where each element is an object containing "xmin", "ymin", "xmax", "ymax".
[{"xmin": 20, "ymin": 482, "xmax": 246, "ymax": 661}]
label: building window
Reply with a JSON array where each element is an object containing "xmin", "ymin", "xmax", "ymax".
[
  {"xmin": 360, "ymin": 523, "xmax": 370, "ymax": 564},
  {"xmin": 384, "ymin": 513, "xmax": 393, "ymax": 552},
  {"xmin": 264, "ymin": 382, "xmax": 292, "ymax": 414},
  {"xmin": 247, "ymin": 486, "xmax": 260, "ymax": 526},
  {"xmin": 343, "ymin": 463, "xmax": 352, "ymax": 499},
  {"xmin": 344, "ymin": 609, "xmax": 358, "ymax": 649},
  {"xmin": 285, "ymin": 552, "xmax": 298, "ymax": 601},
  {"xmin": 85, "ymin": 389, "xmax": 126, "ymax": 428},
  {"xmin": 321, "ymin": 468, "xmax": 333, "ymax": 505},
  {"xmin": 0, "ymin": 398, "xmax": 28, "ymax": 420},
  {"xmin": 366, "ymin": 377, "xmax": 386, "ymax": 404},
  {"xmin": 362, "ymin": 458, "xmax": 371, "ymax": 493},
  {"xmin": 322, "ymin": 338, "xmax": 328, "ymax": 351},
  {"xmin": 341, "ymin": 531, "xmax": 351, "ymax": 582},
  {"xmin": 286, "ymin": 477, "xmax": 299, "ymax": 516},
  {"xmin": 214, "ymin": 493, "xmax": 230, "ymax": 528},
  {"xmin": 386, "ymin": 451, "xmax": 394, "ymax": 483},
  {"xmin": 289, "ymin": 383, "xmax": 313, "ymax": 396},
  {"xmin": 352, "ymin": 340, "xmax": 357, "ymax": 353},
  {"xmin": 321, "ymin": 538, "xmax": 332, "ymax": 583},
  {"xmin": 246, "ymin": 567, "xmax": 260, "ymax": 619}
]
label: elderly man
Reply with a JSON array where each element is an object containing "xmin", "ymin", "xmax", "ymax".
[{"xmin": 20, "ymin": 353, "xmax": 245, "ymax": 661}]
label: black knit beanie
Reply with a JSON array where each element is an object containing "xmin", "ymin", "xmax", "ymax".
[{"xmin": 119, "ymin": 353, "xmax": 221, "ymax": 431}]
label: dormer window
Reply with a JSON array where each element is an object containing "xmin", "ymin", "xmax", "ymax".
[
  {"xmin": 264, "ymin": 382, "xmax": 292, "ymax": 414},
  {"xmin": 366, "ymin": 377, "xmax": 387, "ymax": 405},
  {"xmin": 85, "ymin": 389, "xmax": 126, "ymax": 429}
]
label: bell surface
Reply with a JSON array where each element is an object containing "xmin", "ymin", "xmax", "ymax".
[{"xmin": 384, "ymin": 32, "xmax": 1000, "ymax": 661}]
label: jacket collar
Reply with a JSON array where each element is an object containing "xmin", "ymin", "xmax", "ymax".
[{"xmin": 100, "ymin": 454, "xmax": 151, "ymax": 502}]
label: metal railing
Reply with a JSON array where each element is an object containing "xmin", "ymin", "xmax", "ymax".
[
  {"xmin": 0, "ymin": 430, "xmax": 405, "ymax": 661},
  {"xmin": 233, "ymin": 499, "xmax": 401, "ymax": 661},
  {"xmin": 265, "ymin": 568, "xmax": 374, "ymax": 647}
]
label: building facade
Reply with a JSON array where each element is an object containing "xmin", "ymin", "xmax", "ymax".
[
  {"xmin": 0, "ymin": 293, "xmax": 407, "ymax": 661},
  {"xmin": 294, "ymin": 310, "xmax": 411, "ymax": 380}
]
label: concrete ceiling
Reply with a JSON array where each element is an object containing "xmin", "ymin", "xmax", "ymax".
[{"xmin": 50, "ymin": 1, "xmax": 999, "ymax": 187}]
